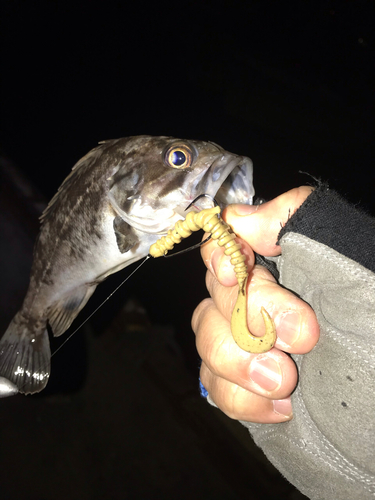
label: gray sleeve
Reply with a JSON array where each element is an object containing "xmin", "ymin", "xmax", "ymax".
[{"xmin": 242, "ymin": 232, "xmax": 375, "ymax": 500}]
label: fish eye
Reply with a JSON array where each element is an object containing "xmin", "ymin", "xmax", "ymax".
[{"xmin": 164, "ymin": 144, "xmax": 194, "ymax": 169}]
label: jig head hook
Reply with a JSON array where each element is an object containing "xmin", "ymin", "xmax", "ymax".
[{"xmin": 160, "ymin": 194, "xmax": 218, "ymax": 258}]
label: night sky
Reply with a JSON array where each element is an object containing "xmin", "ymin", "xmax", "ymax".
[{"xmin": 2, "ymin": 1, "xmax": 374, "ymax": 212}]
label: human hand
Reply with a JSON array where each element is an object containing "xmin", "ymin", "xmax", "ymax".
[{"xmin": 192, "ymin": 187, "xmax": 320, "ymax": 423}]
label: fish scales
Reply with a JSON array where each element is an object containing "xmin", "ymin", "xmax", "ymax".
[{"xmin": 0, "ymin": 136, "xmax": 254, "ymax": 395}]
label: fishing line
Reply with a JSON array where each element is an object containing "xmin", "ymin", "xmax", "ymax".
[
  {"xmin": 2, "ymin": 256, "xmax": 150, "ymax": 396},
  {"xmin": 163, "ymin": 194, "xmax": 217, "ymax": 258},
  {"xmin": 50, "ymin": 255, "xmax": 150, "ymax": 359},
  {"xmin": 50, "ymin": 196, "xmax": 216, "ymax": 357},
  {"xmin": 6, "ymin": 194, "xmax": 214, "ymax": 396}
]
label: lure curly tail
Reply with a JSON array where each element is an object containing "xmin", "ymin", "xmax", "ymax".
[{"xmin": 149, "ymin": 206, "xmax": 276, "ymax": 353}]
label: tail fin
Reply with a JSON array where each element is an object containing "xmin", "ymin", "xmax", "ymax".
[{"xmin": 0, "ymin": 312, "xmax": 50, "ymax": 394}]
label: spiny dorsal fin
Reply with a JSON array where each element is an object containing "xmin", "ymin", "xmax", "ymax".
[{"xmin": 40, "ymin": 139, "xmax": 120, "ymax": 223}]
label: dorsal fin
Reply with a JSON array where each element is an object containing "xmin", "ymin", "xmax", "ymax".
[{"xmin": 40, "ymin": 139, "xmax": 120, "ymax": 223}]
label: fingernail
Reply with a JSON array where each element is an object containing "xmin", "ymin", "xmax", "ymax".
[
  {"xmin": 249, "ymin": 356, "xmax": 282, "ymax": 392},
  {"xmin": 273, "ymin": 398, "xmax": 293, "ymax": 419},
  {"xmin": 231, "ymin": 204, "xmax": 257, "ymax": 216},
  {"xmin": 275, "ymin": 311, "xmax": 302, "ymax": 347}
]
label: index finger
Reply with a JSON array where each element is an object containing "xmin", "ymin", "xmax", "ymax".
[
  {"xmin": 201, "ymin": 186, "xmax": 314, "ymax": 285},
  {"xmin": 224, "ymin": 186, "xmax": 314, "ymax": 256}
]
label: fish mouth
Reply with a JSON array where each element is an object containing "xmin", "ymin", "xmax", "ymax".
[
  {"xmin": 202, "ymin": 153, "xmax": 254, "ymax": 209},
  {"xmin": 215, "ymin": 155, "xmax": 254, "ymax": 207},
  {"xmin": 174, "ymin": 152, "xmax": 254, "ymax": 217}
]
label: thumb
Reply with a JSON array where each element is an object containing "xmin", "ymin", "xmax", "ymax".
[{"xmin": 223, "ymin": 186, "xmax": 314, "ymax": 257}]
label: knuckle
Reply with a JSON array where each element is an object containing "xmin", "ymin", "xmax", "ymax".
[
  {"xmin": 217, "ymin": 382, "xmax": 249, "ymax": 420},
  {"xmin": 191, "ymin": 298, "xmax": 213, "ymax": 333},
  {"xmin": 249, "ymin": 265, "xmax": 277, "ymax": 287},
  {"xmin": 205, "ymin": 332, "xmax": 228, "ymax": 370},
  {"xmin": 205, "ymin": 269, "xmax": 220, "ymax": 297},
  {"xmin": 195, "ymin": 316, "xmax": 226, "ymax": 366},
  {"xmin": 199, "ymin": 363, "xmax": 210, "ymax": 390}
]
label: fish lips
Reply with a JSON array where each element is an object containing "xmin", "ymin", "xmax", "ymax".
[
  {"xmin": 184, "ymin": 153, "xmax": 254, "ymax": 213},
  {"xmin": 211, "ymin": 153, "xmax": 254, "ymax": 207}
]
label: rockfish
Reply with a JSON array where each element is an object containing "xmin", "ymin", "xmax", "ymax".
[{"xmin": 0, "ymin": 136, "xmax": 254, "ymax": 394}]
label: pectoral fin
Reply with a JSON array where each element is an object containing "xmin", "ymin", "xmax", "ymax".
[
  {"xmin": 48, "ymin": 284, "xmax": 97, "ymax": 337},
  {"xmin": 113, "ymin": 216, "xmax": 139, "ymax": 254}
]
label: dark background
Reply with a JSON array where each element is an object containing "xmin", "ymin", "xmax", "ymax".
[
  {"xmin": 0, "ymin": 1, "xmax": 374, "ymax": 499},
  {"xmin": 2, "ymin": 1, "xmax": 374, "ymax": 210}
]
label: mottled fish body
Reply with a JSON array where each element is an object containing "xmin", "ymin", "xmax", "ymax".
[{"xmin": 0, "ymin": 136, "xmax": 254, "ymax": 394}]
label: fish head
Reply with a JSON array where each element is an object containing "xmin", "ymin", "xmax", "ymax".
[{"xmin": 108, "ymin": 136, "xmax": 254, "ymax": 234}]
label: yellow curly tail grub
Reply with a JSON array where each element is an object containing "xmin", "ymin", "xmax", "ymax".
[{"xmin": 149, "ymin": 207, "xmax": 276, "ymax": 353}]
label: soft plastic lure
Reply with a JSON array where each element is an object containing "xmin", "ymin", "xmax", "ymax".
[{"xmin": 149, "ymin": 206, "xmax": 276, "ymax": 353}]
